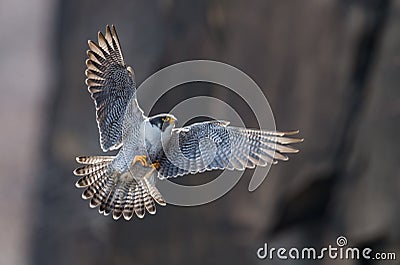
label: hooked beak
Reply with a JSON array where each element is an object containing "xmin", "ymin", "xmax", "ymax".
[{"xmin": 169, "ymin": 117, "xmax": 176, "ymax": 125}]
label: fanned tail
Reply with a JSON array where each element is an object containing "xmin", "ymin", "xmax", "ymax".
[{"xmin": 74, "ymin": 155, "xmax": 166, "ymax": 220}]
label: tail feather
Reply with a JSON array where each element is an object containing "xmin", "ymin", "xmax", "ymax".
[
  {"xmin": 76, "ymin": 156, "xmax": 114, "ymax": 164},
  {"xmin": 89, "ymin": 175, "xmax": 110, "ymax": 207},
  {"xmin": 99, "ymin": 177, "xmax": 116, "ymax": 215},
  {"xmin": 122, "ymin": 185, "xmax": 135, "ymax": 220},
  {"xmin": 144, "ymin": 178, "xmax": 166, "ymax": 206},
  {"xmin": 74, "ymin": 155, "xmax": 166, "ymax": 220},
  {"xmin": 83, "ymin": 173, "xmax": 108, "ymax": 201},
  {"xmin": 74, "ymin": 162, "xmax": 109, "ymax": 176},
  {"xmin": 133, "ymin": 185, "xmax": 145, "ymax": 218},
  {"xmin": 75, "ymin": 168, "xmax": 107, "ymax": 188},
  {"xmin": 142, "ymin": 182, "xmax": 156, "ymax": 214},
  {"xmin": 112, "ymin": 183, "xmax": 128, "ymax": 220}
]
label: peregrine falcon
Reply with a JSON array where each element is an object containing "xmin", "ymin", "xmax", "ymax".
[{"xmin": 74, "ymin": 25, "xmax": 303, "ymax": 220}]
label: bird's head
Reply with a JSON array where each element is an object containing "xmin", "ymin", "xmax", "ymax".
[{"xmin": 149, "ymin": 114, "xmax": 177, "ymax": 133}]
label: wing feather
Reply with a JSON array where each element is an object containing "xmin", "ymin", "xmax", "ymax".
[
  {"xmin": 85, "ymin": 25, "xmax": 143, "ymax": 152},
  {"xmin": 156, "ymin": 121, "xmax": 303, "ymax": 178}
]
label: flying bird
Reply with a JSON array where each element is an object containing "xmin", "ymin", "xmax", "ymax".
[{"xmin": 74, "ymin": 25, "xmax": 303, "ymax": 220}]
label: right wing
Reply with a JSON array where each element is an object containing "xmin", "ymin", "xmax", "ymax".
[
  {"xmin": 156, "ymin": 121, "xmax": 303, "ymax": 178},
  {"xmin": 85, "ymin": 25, "xmax": 143, "ymax": 152}
]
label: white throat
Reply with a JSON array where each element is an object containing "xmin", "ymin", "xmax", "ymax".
[
  {"xmin": 144, "ymin": 121, "xmax": 173, "ymax": 148},
  {"xmin": 161, "ymin": 126, "xmax": 173, "ymax": 147}
]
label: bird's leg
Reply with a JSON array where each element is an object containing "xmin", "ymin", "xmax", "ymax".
[
  {"xmin": 131, "ymin": 155, "xmax": 149, "ymax": 167},
  {"xmin": 142, "ymin": 160, "xmax": 160, "ymax": 180},
  {"xmin": 152, "ymin": 160, "xmax": 160, "ymax": 170}
]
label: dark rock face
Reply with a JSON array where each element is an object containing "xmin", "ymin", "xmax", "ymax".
[{"xmin": 30, "ymin": 1, "xmax": 399, "ymax": 264}]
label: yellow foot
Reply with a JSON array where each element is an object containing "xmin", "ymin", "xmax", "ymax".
[
  {"xmin": 152, "ymin": 160, "xmax": 160, "ymax": 170},
  {"xmin": 132, "ymin": 155, "xmax": 149, "ymax": 167},
  {"xmin": 143, "ymin": 161, "xmax": 160, "ymax": 179}
]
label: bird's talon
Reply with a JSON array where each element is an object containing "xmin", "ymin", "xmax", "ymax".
[
  {"xmin": 132, "ymin": 155, "xmax": 149, "ymax": 167},
  {"xmin": 152, "ymin": 160, "xmax": 160, "ymax": 170}
]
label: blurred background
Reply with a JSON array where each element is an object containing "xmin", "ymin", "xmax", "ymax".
[{"xmin": 1, "ymin": 0, "xmax": 399, "ymax": 264}]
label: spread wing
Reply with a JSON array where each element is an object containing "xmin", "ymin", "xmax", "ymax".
[
  {"xmin": 156, "ymin": 121, "xmax": 303, "ymax": 178},
  {"xmin": 85, "ymin": 25, "xmax": 143, "ymax": 152}
]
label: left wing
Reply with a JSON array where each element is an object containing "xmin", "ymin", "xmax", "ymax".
[
  {"xmin": 155, "ymin": 121, "xmax": 303, "ymax": 178},
  {"xmin": 85, "ymin": 25, "xmax": 144, "ymax": 152}
]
